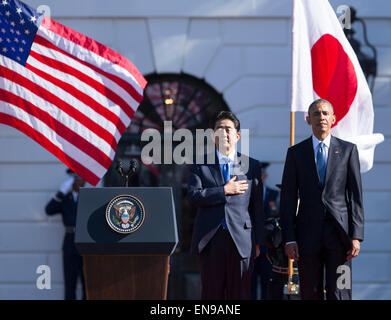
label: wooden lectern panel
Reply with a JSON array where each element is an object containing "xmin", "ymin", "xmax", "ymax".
[{"xmin": 83, "ymin": 255, "xmax": 170, "ymax": 300}]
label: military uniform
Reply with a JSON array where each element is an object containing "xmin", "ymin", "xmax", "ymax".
[
  {"xmin": 251, "ymin": 186, "xmax": 279, "ymax": 300},
  {"xmin": 265, "ymin": 217, "xmax": 300, "ymax": 300},
  {"xmin": 46, "ymin": 191, "xmax": 86, "ymax": 300}
]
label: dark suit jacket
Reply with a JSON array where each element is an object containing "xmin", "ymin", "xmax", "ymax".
[
  {"xmin": 187, "ymin": 152, "xmax": 264, "ymax": 258},
  {"xmin": 280, "ymin": 136, "xmax": 364, "ymax": 254}
]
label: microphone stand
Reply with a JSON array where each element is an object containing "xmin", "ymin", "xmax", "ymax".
[{"xmin": 116, "ymin": 159, "xmax": 138, "ymax": 187}]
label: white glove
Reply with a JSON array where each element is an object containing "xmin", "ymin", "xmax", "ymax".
[{"xmin": 59, "ymin": 176, "xmax": 75, "ymax": 194}]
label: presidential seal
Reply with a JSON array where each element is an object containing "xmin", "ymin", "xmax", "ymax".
[{"xmin": 105, "ymin": 195, "xmax": 145, "ymax": 234}]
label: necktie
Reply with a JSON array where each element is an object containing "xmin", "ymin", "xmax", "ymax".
[
  {"xmin": 222, "ymin": 158, "xmax": 230, "ymax": 183},
  {"xmin": 221, "ymin": 157, "xmax": 230, "ymax": 230},
  {"xmin": 316, "ymin": 142, "xmax": 326, "ymax": 185}
]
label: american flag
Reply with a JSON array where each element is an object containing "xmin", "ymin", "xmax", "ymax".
[{"xmin": 0, "ymin": 0, "xmax": 147, "ymax": 185}]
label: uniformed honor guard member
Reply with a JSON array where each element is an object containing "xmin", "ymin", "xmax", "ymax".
[{"xmin": 45, "ymin": 169, "xmax": 86, "ymax": 300}]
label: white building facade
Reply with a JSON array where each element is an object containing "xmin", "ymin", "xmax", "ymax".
[{"xmin": 0, "ymin": 0, "xmax": 390, "ymax": 299}]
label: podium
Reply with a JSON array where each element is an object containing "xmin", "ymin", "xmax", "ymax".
[{"xmin": 74, "ymin": 187, "xmax": 178, "ymax": 300}]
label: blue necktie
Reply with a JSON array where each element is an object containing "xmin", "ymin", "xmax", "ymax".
[
  {"xmin": 316, "ymin": 142, "xmax": 327, "ymax": 185},
  {"xmin": 222, "ymin": 158, "xmax": 230, "ymax": 184},
  {"xmin": 221, "ymin": 157, "xmax": 230, "ymax": 230}
]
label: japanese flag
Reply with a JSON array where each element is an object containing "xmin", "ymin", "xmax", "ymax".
[{"xmin": 291, "ymin": 0, "xmax": 384, "ymax": 172}]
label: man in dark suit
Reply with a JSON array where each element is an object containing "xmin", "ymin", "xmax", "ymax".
[
  {"xmin": 45, "ymin": 170, "xmax": 86, "ymax": 300},
  {"xmin": 280, "ymin": 99, "xmax": 364, "ymax": 300},
  {"xmin": 187, "ymin": 111, "xmax": 264, "ymax": 300},
  {"xmin": 251, "ymin": 162, "xmax": 279, "ymax": 300}
]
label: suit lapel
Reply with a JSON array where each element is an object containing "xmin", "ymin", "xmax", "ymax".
[
  {"xmin": 324, "ymin": 135, "xmax": 340, "ymax": 187},
  {"xmin": 303, "ymin": 137, "xmax": 322, "ymax": 187},
  {"xmin": 232, "ymin": 152, "xmax": 247, "ymax": 179},
  {"xmin": 208, "ymin": 150, "xmax": 225, "ymax": 186}
]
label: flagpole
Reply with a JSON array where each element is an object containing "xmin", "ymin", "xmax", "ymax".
[
  {"xmin": 287, "ymin": 114, "xmax": 295, "ymax": 294},
  {"xmin": 286, "ymin": 0, "xmax": 296, "ymax": 296},
  {"xmin": 290, "ymin": 0, "xmax": 296, "ymax": 149},
  {"xmin": 290, "ymin": 112, "xmax": 295, "ymax": 147}
]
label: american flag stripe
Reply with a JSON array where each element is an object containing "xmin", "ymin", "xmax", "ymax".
[
  {"xmin": 31, "ymin": 36, "xmax": 134, "ymax": 125},
  {"xmin": 25, "ymin": 59, "xmax": 127, "ymax": 136},
  {"xmin": 0, "ymin": 82, "xmax": 113, "ymax": 170},
  {"xmin": 0, "ymin": 62, "xmax": 117, "ymax": 160},
  {"xmin": 34, "ymin": 32, "xmax": 143, "ymax": 111},
  {"xmin": 0, "ymin": 1, "xmax": 146, "ymax": 185},
  {"xmin": 28, "ymin": 44, "xmax": 135, "ymax": 124},
  {"xmin": 0, "ymin": 99, "xmax": 108, "ymax": 174},
  {"xmin": 38, "ymin": 21, "xmax": 144, "ymax": 109},
  {"xmin": 25, "ymin": 52, "xmax": 125, "ymax": 141},
  {"xmin": 40, "ymin": 17, "xmax": 147, "ymax": 96},
  {"xmin": 0, "ymin": 112, "xmax": 103, "ymax": 185}
]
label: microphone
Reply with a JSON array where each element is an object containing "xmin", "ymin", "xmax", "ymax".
[{"xmin": 116, "ymin": 159, "xmax": 139, "ymax": 187}]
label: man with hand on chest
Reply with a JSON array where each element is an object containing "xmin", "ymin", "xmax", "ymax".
[{"xmin": 187, "ymin": 111, "xmax": 264, "ymax": 300}]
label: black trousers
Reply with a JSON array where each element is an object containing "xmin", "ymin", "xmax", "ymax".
[
  {"xmin": 250, "ymin": 246, "xmax": 272, "ymax": 300},
  {"xmin": 298, "ymin": 219, "xmax": 352, "ymax": 300},
  {"xmin": 63, "ymin": 233, "xmax": 86, "ymax": 300},
  {"xmin": 199, "ymin": 227, "xmax": 254, "ymax": 300}
]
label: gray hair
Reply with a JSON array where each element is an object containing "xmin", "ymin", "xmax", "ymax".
[{"xmin": 308, "ymin": 99, "xmax": 334, "ymax": 115}]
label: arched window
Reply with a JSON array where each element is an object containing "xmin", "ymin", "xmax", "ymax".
[{"xmin": 127, "ymin": 73, "xmax": 229, "ymax": 134}]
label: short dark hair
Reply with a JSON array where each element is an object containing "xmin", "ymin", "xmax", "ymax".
[
  {"xmin": 308, "ymin": 99, "xmax": 334, "ymax": 115},
  {"xmin": 211, "ymin": 111, "xmax": 240, "ymax": 131}
]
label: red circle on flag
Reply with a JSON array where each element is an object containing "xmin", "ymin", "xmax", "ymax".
[{"xmin": 311, "ymin": 34, "xmax": 358, "ymax": 127}]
